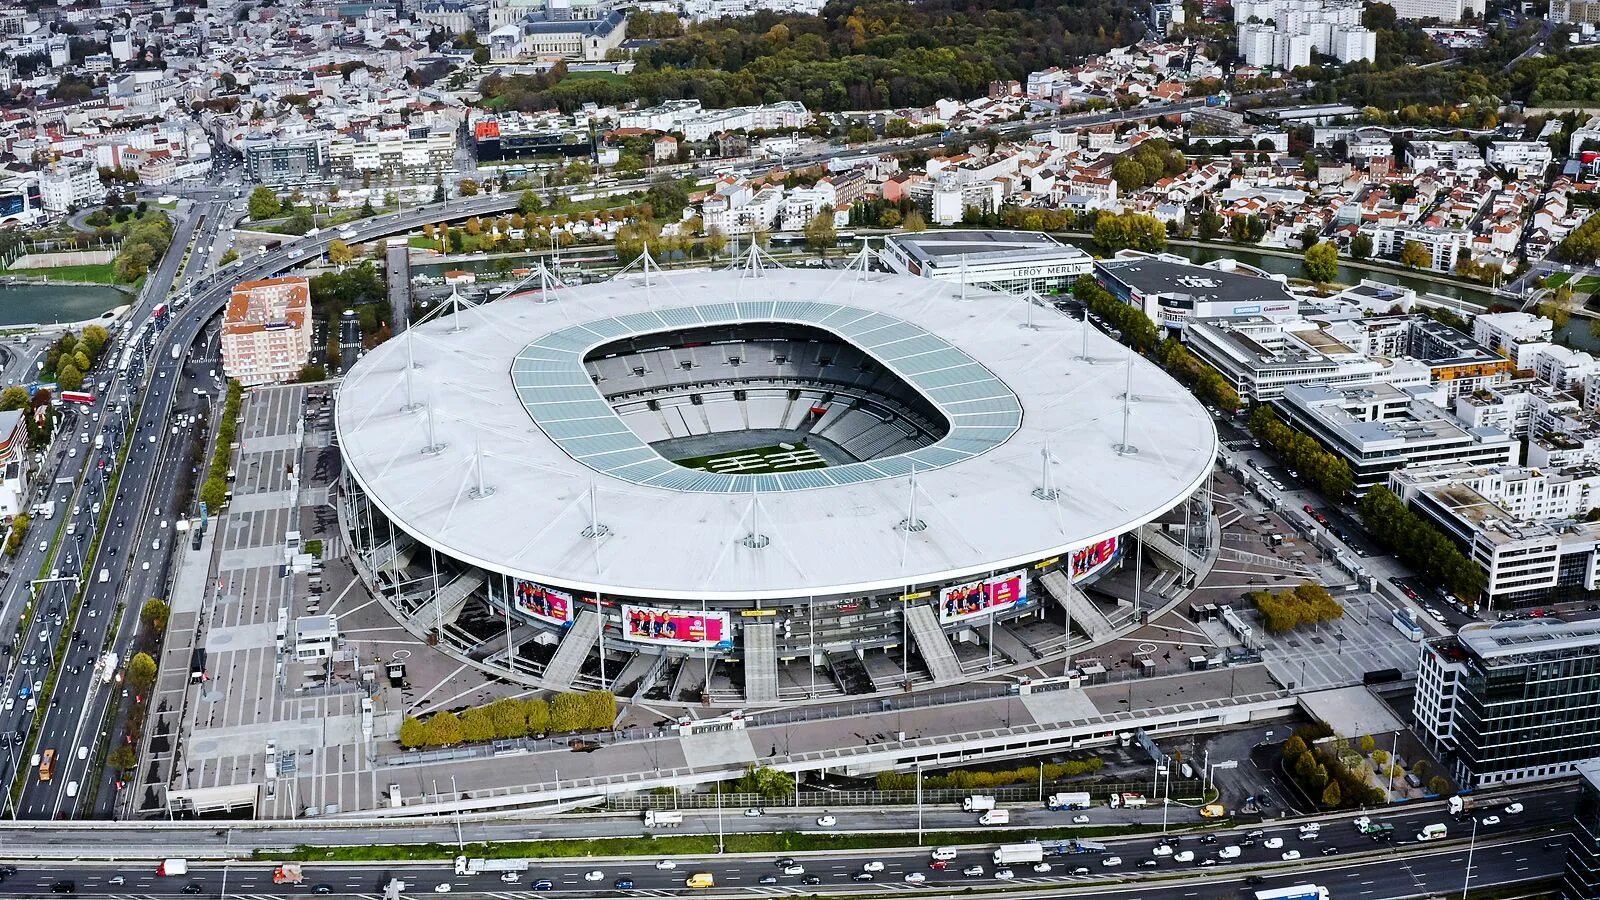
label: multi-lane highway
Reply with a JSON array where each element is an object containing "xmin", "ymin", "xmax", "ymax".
[
  {"xmin": 0, "ymin": 827, "xmax": 1567, "ymax": 897},
  {"xmin": 0, "ymin": 197, "xmax": 239, "ymax": 819}
]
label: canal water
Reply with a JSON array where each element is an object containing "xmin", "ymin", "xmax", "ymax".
[{"xmin": 0, "ymin": 282, "xmax": 130, "ymax": 328}]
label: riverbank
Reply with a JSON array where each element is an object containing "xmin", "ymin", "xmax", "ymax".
[{"xmin": 0, "ymin": 261, "xmax": 126, "ymax": 286}]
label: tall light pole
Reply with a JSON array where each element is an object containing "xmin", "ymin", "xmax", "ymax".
[
  {"xmin": 915, "ymin": 762, "xmax": 924, "ymax": 846},
  {"xmin": 715, "ymin": 780, "xmax": 725, "ymax": 854},
  {"xmin": 1461, "ymin": 814, "xmax": 1479, "ymax": 900}
]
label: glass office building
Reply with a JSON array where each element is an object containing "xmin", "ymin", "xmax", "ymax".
[
  {"xmin": 1566, "ymin": 758, "xmax": 1600, "ymax": 900},
  {"xmin": 1415, "ymin": 620, "xmax": 1600, "ymax": 788}
]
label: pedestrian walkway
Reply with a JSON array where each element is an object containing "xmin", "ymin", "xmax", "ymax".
[{"xmin": 542, "ymin": 609, "xmax": 600, "ymax": 690}]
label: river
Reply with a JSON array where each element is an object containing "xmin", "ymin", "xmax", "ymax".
[{"xmin": 0, "ymin": 282, "xmax": 130, "ymax": 328}]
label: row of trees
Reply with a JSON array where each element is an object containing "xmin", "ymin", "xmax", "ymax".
[
  {"xmin": 1358, "ymin": 485, "xmax": 1485, "ymax": 599},
  {"xmin": 105, "ymin": 601, "xmax": 170, "ymax": 775},
  {"xmin": 47, "ymin": 325, "xmax": 111, "ymax": 393},
  {"xmin": 1248, "ymin": 582, "xmax": 1345, "ymax": 635},
  {"xmin": 3, "ymin": 513, "xmax": 30, "ymax": 556},
  {"xmin": 398, "ymin": 692, "xmax": 617, "ymax": 749},
  {"xmin": 198, "ymin": 381, "xmax": 243, "ymax": 511},
  {"xmin": 1248, "ymin": 406, "xmax": 1355, "ymax": 500},
  {"xmin": 1154, "ymin": 337, "xmax": 1239, "ymax": 411},
  {"xmin": 874, "ymin": 756, "xmax": 1103, "ymax": 791},
  {"xmin": 112, "ymin": 213, "xmax": 173, "ymax": 283},
  {"xmin": 1074, "ymin": 276, "xmax": 1160, "ymax": 352}
]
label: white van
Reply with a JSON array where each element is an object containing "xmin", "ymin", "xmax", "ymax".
[
  {"xmin": 930, "ymin": 848, "xmax": 958, "ymax": 862},
  {"xmin": 98, "ymin": 569, "xmax": 109, "ymax": 584},
  {"xmin": 66, "ymin": 781, "xmax": 78, "ymax": 798},
  {"xmin": 978, "ymin": 809, "xmax": 1010, "ymax": 826}
]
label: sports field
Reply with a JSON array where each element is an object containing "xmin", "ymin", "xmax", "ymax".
[
  {"xmin": 673, "ymin": 443, "xmax": 828, "ymax": 474},
  {"xmin": 1546, "ymin": 272, "xmax": 1600, "ymax": 294}
]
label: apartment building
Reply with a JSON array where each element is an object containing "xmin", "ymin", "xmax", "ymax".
[
  {"xmin": 221, "ymin": 276, "xmax": 314, "ymax": 387},
  {"xmin": 38, "ymin": 158, "xmax": 103, "ymax": 213},
  {"xmin": 1415, "ymin": 620, "xmax": 1600, "ymax": 790},
  {"xmin": 326, "ymin": 131, "xmax": 456, "ymax": 181}
]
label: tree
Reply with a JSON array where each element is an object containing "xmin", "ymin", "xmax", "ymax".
[
  {"xmin": 0, "ymin": 387, "xmax": 28, "ymax": 411},
  {"xmin": 326, "ymin": 239, "xmax": 354, "ymax": 266},
  {"xmin": 1399, "ymin": 240, "xmax": 1432, "ymax": 270},
  {"xmin": 398, "ymin": 716, "xmax": 427, "ymax": 749},
  {"xmin": 458, "ymin": 178, "xmax": 480, "ymax": 197},
  {"xmin": 804, "ymin": 213, "xmax": 836, "ymax": 256},
  {"xmin": 325, "ymin": 332, "xmax": 342, "ymax": 371},
  {"xmin": 1303, "ymin": 241, "xmax": 1339, "ymax": 284},
  {"xmin": 1359, "ymin": 734, "xmax": 1377, "ymax": 754},
  {"xmin": 247, "ymin": 186, "xmax": 281, "ymax": 221},
  {"xmin": 433, "ymin": 179, "xmax": 446, "ymax": 203},
  {"xmin": 703, "ymin": 226, "xmax": 728, "ymax": 257},
  {"xmin": 519, "ymin": 189, "xmax": 543, "ymax": 215},
  {"xmin": 523, "ymin": 697, "xmax": 551, "ymax": 735},
  {"xmin": 903, "ymin": 210, "xmax": 927, "ymax": 232},
  {"xmin": 1282, "ymin": 734, "xmax": 1309, "ymax": 761},
  {"xmin": 201, "ymin": 476, "xmax": 227, "ymax": 510},
  {"xmin": 461, "ymin": 707, "xmax": 495, "ymax": 742},
  {"xmin": 57, "ymin": 363, "xmax": 83, "ymax": 392},
  {"xmin": 1350, "ymin": 232, "xmax": 1373, "ymax": 259},
  {"xmin": 220, "ymin": 248, "xmax": 239, "ymax": 265},
  {"xmin": 1427, "ymin": 775, "xmax": 1451, "ymax": 796},
  {"xmin": 550, "ymin": 692, "xmax": 587, "ymax": 732},
  {"xmin": 298, "ymin": 363, "xmax": 327, "ymax": 382},
  {"xmin": 489, "ymin": 698, "xmax": 528, "ymax": 738},
  {"xmin": 126, "ymin": 652, "xmax": 158, "ymax": 692},
  {"xmin": 1321, "ymin": 780, "xmax": 1343, "ymax": 807},
  {"xmin": 645, "ymin": 177, "xmax": 689, "ymax": 220},
  {"xmin": 4, "ymin": 514, "xmax": 30, "ymax": 557},
  {"xmin": 425, "ymin": 711, "xmax": 464, "ymax": 747},
  {"xmin": 140, "ymin": 598, "xmax": 170, "ymax": 633},
  {"xmin": 107, "ymin": 744, "xmax": 137, "ymax": 771}
]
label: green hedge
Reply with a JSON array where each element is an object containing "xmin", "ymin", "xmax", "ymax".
[
  {"xmin": 874, "ymin": 757, "xmax": 1103, "ymax": 791},
  {"xmin": 200, "ymin": 381, "xmax": 243, "ymax": 510}
]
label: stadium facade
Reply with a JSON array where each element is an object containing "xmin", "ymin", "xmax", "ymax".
[{"xmin": 335, "ymin": 263, "xmax": 1217, "ymax": 705}]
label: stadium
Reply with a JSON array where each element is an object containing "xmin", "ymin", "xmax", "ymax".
[{"xmin": 334, "ymin": 260, "xmax": 1218, "ymax": 705}]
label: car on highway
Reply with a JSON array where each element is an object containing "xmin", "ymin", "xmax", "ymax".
[
  {"xmin": 1320, "ymin": 846, "xmax": 1341, "ymax": 856},
  {"xmin": 532, "ymin": 881, "xmax": 553, "ymax": 891},
  {"xmin": 862, "ymin": 862, "xmax": 884, "ymax": 872},
  {"xmin": 1173, "ymin": 851, "xmax": 1194, "ymax": 863},
  {"xmin": 758, "ymin": 876, "xmax": 778, "ymax": 885},
  {"xmin": 1101, "ymin": 857, "xmax": 1121, "ymax": 867},
  {"xmin": 800, "ymin": 876, "xmax": 821, "ymax": 886},
  {"xmin": 655, "ymin": 861, "xmax": 676, "ymax": 870},
  {"xmin": 852, "ymin": 873, "xmax": 873, "ymax": 882},
  {"xmin": 312, "ymin": 886, "xmax": 332, "ymax": 895},
  {"xmin": 1031, "ymin": 863, "xmax": 1051, "ymax": 874},
  {"xmin": 904, "ymin": 872, "xmax": 926, "ymax": 884},
  {"xmin": 1264, "ymin": 837, "xmax": 1284, "ymax": 849},
  {"xmin": 1480, "ymin": 815, "xmax": 1502, "ymax": 826},
  {"xmin": 432, "ymin": 885, "xmax": 450, "ymax": 893},
  {"xmin": 1071, "ymin": 815, "xmax": 1090, "ymax": 824},
  {"xmin": 994, "ymin": 869, "xmax": 1014, "ymax": 881},
  {"xmin": 1505, "ymin": 803, "xmax": 1524, "ymax": 814},
  {"xmin": 962, "ymin": 866, "xmax": 984, "ymax": 877},
  {"xmin": 1152, "ymin": 845, "xmax": 1173, "ymax": 857},
  {"xmin": 1281, "ymin": 850, "xmax": 1302, "ymax": 861},
  {"xmin": 743, "ymin": 808, "xmax": 763, "ymax": 817},
  {"xmin": 583, "ymin": 871, "xmax": 603, "ymax": 882},
  {"xmin": 1139, "ymin": 859, "xmax": 1159, "ymax": 868},
  {"xmin": 499, "ymin": 873, "xmax": 519, "ymax": 884},
  {"xmin": 613, "ymin": 879, "xmax": 634, "ymax": 889},
  {"xmin": 181, "ymin": 886, "xmax": 202, "ymax": 895},
  {"xmin": 815, "ymin": 815, "xmax": 836, "ymax": 826},
  {"xmin": 782, "ymin": 866, "xmax": 805, "ymax": 876}
]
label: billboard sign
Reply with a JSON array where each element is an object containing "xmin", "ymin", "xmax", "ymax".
[
  {"xmin": 1071, "ymin": 537, "xmax": 1121, "ymax": 580},
  {"xmin": 622, "ymin": 605, "xmax": 732, "ymax": 649},
  {"xmin": 513, "ymin": 580, "xmax": 573, "ymax": 627},
  {"xmin": 939, "ymin": 569, "xmax": 1030, "ymax": 624}
]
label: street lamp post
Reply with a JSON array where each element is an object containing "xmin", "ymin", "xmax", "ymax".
[{"xmin": 1461, "ymin": 814, "xmax": 1479, "ymax": 899}]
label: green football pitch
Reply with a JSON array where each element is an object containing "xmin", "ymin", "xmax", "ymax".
[{"xmin": 672, "ymin": 444, "xmax": 829, "ymax": 474}]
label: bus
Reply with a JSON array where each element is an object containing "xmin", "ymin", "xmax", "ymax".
[
  {"xmin": 38, "ymin": 749, "xmax": 54, "ymax": 782},
  {"xmin": 60, "ymin": 391, "xmax": 95, "ymax": 405},
  {"xmin": 1254, "ymin": 886, "xmax": 1329, "ymax": 900}
]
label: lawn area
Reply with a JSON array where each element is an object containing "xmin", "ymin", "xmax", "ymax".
[
  {"xmin": 0, "ymin": 261, "xmax": 120, "ymax": 284},
  {"xmin": 672, "ymin": 443, "xmax": 828, "ymax": 474},
  {"xmin": 1573, "ymin": 275, "xmax": 1600, "ymax": 294}
]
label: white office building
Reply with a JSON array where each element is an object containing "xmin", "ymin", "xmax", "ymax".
[
  {"xmin": 882, "ymin": 230, "xmax": 1093, "ymax": 295},
  {"xmin": 38, "ymin": 158, "xmax": 104, "ymax": 213}
]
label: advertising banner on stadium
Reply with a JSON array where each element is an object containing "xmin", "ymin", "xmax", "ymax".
[
  {"xmin": 513, "ymin": 580, "xmax": 573, "ymax": 627},
  {"xmin": 1071, "ymin": 537, "xmax": 1121, "ymax": 581},
  {"xmin": 622, "ymin": 605, "xmax": 733, "ymax": 649},
  {"xmin": 939, "ymin": 569, "xmax": 1031, "ymax": 624}
]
